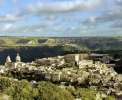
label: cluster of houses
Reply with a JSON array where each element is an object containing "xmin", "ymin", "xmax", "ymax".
[
  {"xmin": 0, "ymin": 53, "xmax": 116, "ymax": 76},
  {"xmin": 0, "ymin": 52, "xmax": 121, "ymax": 97}
]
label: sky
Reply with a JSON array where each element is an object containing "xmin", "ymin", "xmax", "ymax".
[{"xmin": 0, "ymin": 0, "xmax": 122, "ymax": 37}]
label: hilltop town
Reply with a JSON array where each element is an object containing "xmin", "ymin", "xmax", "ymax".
[{"xmin": 0, "ymin": 52, "xmax": 122, "ymax": 99}]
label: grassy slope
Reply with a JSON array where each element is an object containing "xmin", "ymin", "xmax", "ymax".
[
  {"xmin": 0, "ymin": 36, "xmax": 122, "ymax": 51},
  {"xmin": 0, "ymin": 36, "xmax": 56, "ymax": 47}
]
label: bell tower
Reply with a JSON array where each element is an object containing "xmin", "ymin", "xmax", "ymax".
[
  {"xmin": 75, "ymin": 54, "xmax": 80, "ymax": 66},
  {"xmin": 16, "ymin": 53, "xmax": 21, "ymax": 62},
  {"xmin": 6, "ymin": 55, "xmax": 12, "ymax": 63},
  {"xmin": 5, "ymin": 55, "xmax": 12, "ymax": 67}
]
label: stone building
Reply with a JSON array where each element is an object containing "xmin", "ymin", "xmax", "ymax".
[
  {"xmin": 79, "ymin": 60, "xmax": 93, "ymax": 68},
  {"xmin": 6, "ymin": 55, "xmax": 12, "ymax": 63},
  {"xmin": 5, "ymin": 53, "xmax": 25, "ymax": 69},
  {"xmin": 16, "ymin": 53, "xmax": 21, "ymax": 62},
  {"xmin": 64, "ymin": 53, "xmax": 89, "ymax": 66},
  {"xmin": 75, "ymin": 54, "xmax": 80, "ymax": 65},
  {"xmin": 5, "ymin": 55, "xmax": 12, "ymax": 68},
  {"xmin": 89, "ymin": 53, "xmax": 111, "ymax": 63}
]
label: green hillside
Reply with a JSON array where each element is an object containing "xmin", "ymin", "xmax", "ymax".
[{"xmin": 0, "ymin": 36, "xmax": 122, "ymax": 51}]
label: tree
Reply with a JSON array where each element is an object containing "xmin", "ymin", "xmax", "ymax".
[
  {"xmin": 6, "ymin": 80, "xmax": 33, "ymax": 100},
  {"xmin": 34, "ymin": 81, "xmax": 74, "ymax": 100}
]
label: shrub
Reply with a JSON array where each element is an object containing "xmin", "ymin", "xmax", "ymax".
[{"xmin": 34, "ymin": 81, "xmax": 74, "ymax": 100}]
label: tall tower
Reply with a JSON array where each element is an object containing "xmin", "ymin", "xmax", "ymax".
[
  {"xmin": 16, "ymin": 53, "xmax": 21, "ymax": 62},
  {"xmin": 75, "ymin": 54, "xmax": 80, "ymax": 66},
  {"xmin": 5, "ymin": 55, "xmax": 12, "ymax": 67},
  {"xmin": 6, "ymin": 55, "xmax": 12, "ymax": 63}
]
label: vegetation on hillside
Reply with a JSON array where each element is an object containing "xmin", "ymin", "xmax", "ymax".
[{"xmin": 0, "ymin": 77, "xmax": 115, "ymax": 100}]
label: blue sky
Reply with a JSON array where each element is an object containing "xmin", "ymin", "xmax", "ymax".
[{"xmin": 0, "ymin": 0, "xmax": 122, "ymax": 37}]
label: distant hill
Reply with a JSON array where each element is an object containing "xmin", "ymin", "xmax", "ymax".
[{"xmin": 0, "ymin": 36, "xmax": 122, "ymax": 50}]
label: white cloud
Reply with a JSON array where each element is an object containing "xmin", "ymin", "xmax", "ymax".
[
  {"xmin": 116, "ymin": 0, "xmax": 122, "ymax": 5},
  {"xmin": 12, "ymin": 0, "xmax": 18, "ymax": 3},
  {"xmin": 1, "ymin": 0, "xmax": 121, "ymax": 36},
  {"xmin": 0, "ymin": 23, "xmax": 17, "ymax": 33},
  {"xmin": 84, "ymin": 8, "xmax": 122, "ymax": 26},
  {"xmin": 0, "ymin": 13, "xmax": 22, "ymax": 22},
  {"xmin": 2, "ymin": 24, "xmax": 13, "ymax": 31},
  {"xmin": 27, "ymin": 0, "xmax": 103, "ymax": 13}
]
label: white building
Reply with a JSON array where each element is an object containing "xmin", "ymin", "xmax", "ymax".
[
  {"xmin": 79, "ymin": 60, "xmax": 93, "ymax": 68},
  {"xmin": 16, "ymin": 53, "xmax": 21, "ymax": 62},
  {"xmin": 75, "ymin": 54, "xmax": 80, "ymax": 65},
  {"xmin": 6, "ymin": 55, "xmax": 12, "ymax": 63}
]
